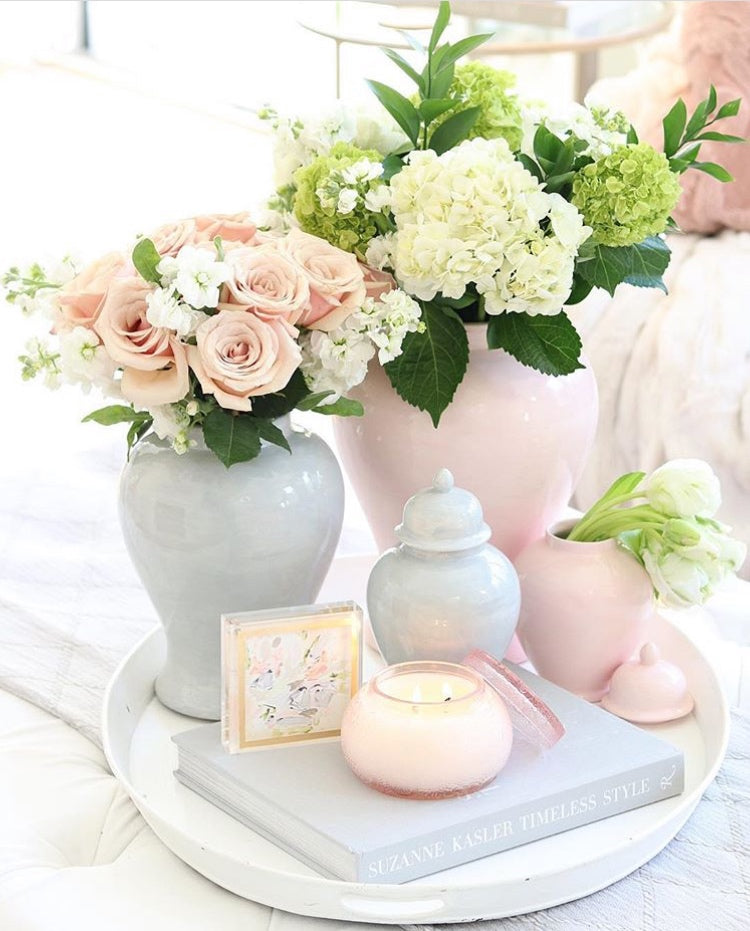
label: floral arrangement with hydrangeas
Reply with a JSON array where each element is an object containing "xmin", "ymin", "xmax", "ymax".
[
  {"xmin": 4, "ymin": 2, "xmax": 742, "ymax": 463},
  {"xmin": 260, "ymin": 2, "xmax": 741, "ymax": 426},
  {"xmin": 568, "ymin": 460, "xmax": 746, "ymax": 607}
]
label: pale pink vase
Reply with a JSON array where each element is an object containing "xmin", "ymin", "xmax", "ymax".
[
  {"xmin": 514, "ymin": 519, "xmax": 655, "ymax": 701},
  {"xmin": 333, "ymin": 325, "xmax": 598, "ymax": 560}
]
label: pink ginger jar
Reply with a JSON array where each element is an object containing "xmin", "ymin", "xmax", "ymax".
[{"xmin": 514, "ymin": 519, "xmax": 655, "ymax": 701}]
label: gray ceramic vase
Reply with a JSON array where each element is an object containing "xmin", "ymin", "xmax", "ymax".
[
  {"xmin": 119, "ymin": 416, "xmax": 344, "ymax": 720},
  {"xmin": 367, "ymin": 469, "xmax": 521, "ymax": 665}
]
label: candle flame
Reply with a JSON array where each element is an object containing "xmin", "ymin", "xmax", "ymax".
[
  {"xmin": 442, "ymin": 682, "xmax": 453, "ymax": 702},
  {"xmin": 412, "ymin": 684, "xmax": 422, "ymax": 703}
]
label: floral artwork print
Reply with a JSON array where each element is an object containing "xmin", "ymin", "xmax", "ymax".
[{"xmin": 238, "ymin": 621, "xmax": 357, "ymax": 747}]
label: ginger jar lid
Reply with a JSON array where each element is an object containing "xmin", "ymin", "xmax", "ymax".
[{"xmin": 395, "ymin": 469, "xmax": 491, "ymax": 552}]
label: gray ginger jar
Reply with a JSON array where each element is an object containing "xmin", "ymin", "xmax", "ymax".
[{"xmin": 367, "ymin": 469, "xmax": 521, "ymax": 664}]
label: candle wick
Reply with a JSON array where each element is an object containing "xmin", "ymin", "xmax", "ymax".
[{"xmin": 444, "ymin": 696, "xmax": 451, "ymax": 702}]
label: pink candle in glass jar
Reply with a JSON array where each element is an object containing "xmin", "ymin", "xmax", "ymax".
[{"xmin": 340, "ymin": 661, "xmax": 512, "ymax": 799}]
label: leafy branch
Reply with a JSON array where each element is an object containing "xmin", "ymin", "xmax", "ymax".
[
  {"xmin": 662, "ymin": 85, "xmax": 743, "ymax": 181},
  {"xmin": 367, "ymin": 0, "xmax": 492, "ymax": 157},
  {"xmin": 518, "ymin": 124, "xmax": 594, "ymax": 199}
]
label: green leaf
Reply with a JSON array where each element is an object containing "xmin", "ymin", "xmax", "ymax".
[
  {"xmin": 598, "ymin": 470, "xmax": 647, "ymax": 504},
  {"xmin": 533, "ymin": 124, "xmax": 564, "ymax": 164},
  {"xmin": 707, "ymin": 84, "xmax": 717, "ymax": 114},
  {"xmin": 395, "ymin": 29, "xmax": 425, "ymax": 55},
  {"xmin": 543, "ymin": 171, "xmax": 576, "ymax": 195},
  {"xmin": 693, "ymin": 131, "xmax": 745, "ymax": 143},
  {"xmin": 126, "ymin": 417, "xmax": 152, "ymax": 456},
  {"xmin": 685, "ymin": 98, "xmax": 709, "ymax": 140},
  {"xmin": 692, "ymin": 161, "xmax": 734, "ymax": 182},
  {"xmin": 486, "ymin": 311, "xmax": 583, "ymax": 376},
  {"xmin": 662, "ymin": 98, "xmax": 687, "ymax": 157},
  {"xmin": 576, "ymin": 237, "xmax": 671, "ymax": 296},
  {"xmin": 381, "ymin": 153, "xmax": 405, "ymax": 181},
  {"xmin": 213, "ymin": 236, "xmax": 225, "ymax": 261},
  {"xmin": 384, "ymin": 302, "xmax": 469, "ymax": 428},
  {"xmin": 312, "ymin": 397, "xmax": 364, "ymax": 417},
  {"xmin": 565, "ymin": 274, "xmax": 594, "ymax": 306},
  {"xmin": 82, "ymin": 404, "xmax": 144, "ymax": 426},
  {"xmin": 428, "ymin": 1, "xmax": 451, "ymax": 53},
  {"xmin": 255, "ymin": 418, "xmax": 291, "ymax": 453},
  {"xmin": 626, "ymin": 124, "xmax": 639, "ymax": 144},
  {"xmin": 517, "ymin": 153, "xmax": 543, "ymax": 182},
  {"xmin": 203, "ymin": 409, "xmax": 261, "ymax": 468},
  {"xmin": 716, "ymin": 98, "xmax": 741, "ymax": 120},
  {"xmin": 433, "ymin": 33, "xmax": 494, "ymax": 73},
  {"xmin": 366, "ymin": 80, "xmax": 420, "ymax": 145},
  {"xmin": 132, "ymin": 238, "xmax": 162, "ymax": 285},
  {"xmin": 249, "ymin": 369, "xmax": 309, "ymax": 419},
  {"xmin": 296, "ymin": 390, "xmax": 337, "ymax": 411},
  {"xmin": 382, "ymin": 47, "xmax": 424, "ymax": 93},
  {"xmin": 429, "ymin": 61, "xmax": 455, "ymax": 99},
  {"xmin": 428, "ymin": 106, "xmax": 480, "ymax": 155},
  {"xmin": 418, "ymin": 98, "xmax": 459, "ymax": 123}
]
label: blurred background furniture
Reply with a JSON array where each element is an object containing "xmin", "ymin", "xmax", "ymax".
[{"xmin": 300, "ymin": 0, "xmax": 675, "ymax": 100}]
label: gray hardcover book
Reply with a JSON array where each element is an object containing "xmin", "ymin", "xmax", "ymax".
[{"xmin": 173, "ymin": 665, "xmax": 684, "ymax": 884}]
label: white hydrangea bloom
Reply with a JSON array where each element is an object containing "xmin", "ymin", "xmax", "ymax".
[
  {"xmin": 146, "ymin": 287, "xmax": 207, "ymax": 337},
  {"xmin": 158, "ymin": 247, "xmax": 229, "ymax": 310},
  {"xmin": 388, "ymin": 138, "xmax": 590, "ymax": 315},
  {"xmin": 58, "ymin": 326, "xmax": 117, "ymax": 393}
]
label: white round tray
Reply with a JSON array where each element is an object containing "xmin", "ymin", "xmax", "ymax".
[{"xmin": 102, "ymin": 591, "xmax": 728, "ymax": 925}]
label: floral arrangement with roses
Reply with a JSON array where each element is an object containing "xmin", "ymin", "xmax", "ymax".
[
  {"xmin": 4, "ymin": 213, "xmax": 421, "ymax": 465},
  {"xmin": 4, "ymin": 2, "xmax": 743, "ymax": 462}
]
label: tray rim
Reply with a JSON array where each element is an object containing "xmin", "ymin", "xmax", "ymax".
[{"xmin": 102, "ymin": 615, "xmax": 729, "ymax": 923}]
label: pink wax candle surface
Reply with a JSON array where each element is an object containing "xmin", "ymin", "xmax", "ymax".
[{"xmin": 340, "ymin": 662, "xmax": 513, "ymax": 800}]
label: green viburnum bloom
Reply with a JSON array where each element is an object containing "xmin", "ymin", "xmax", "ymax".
[
  {"xmin": 293, "ymin": 141, "xmax": 386, "ymax": 255},
  {"xmin": 571, "ymin": 142, "xmax": 681, "ymax": 247},
  {"xmin": 438, "ymin": 62, "xmax": 523, "ymax": 150}
]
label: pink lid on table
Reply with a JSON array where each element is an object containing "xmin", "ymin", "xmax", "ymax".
[
  {"xmin": 463, "ymin": 650, "xmax": 565, "ymax": 749},
  {"xmin": 601, "ymin": 642, "xmax": 694, "ymax": 724}
]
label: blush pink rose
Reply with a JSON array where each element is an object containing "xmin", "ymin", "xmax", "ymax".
[
  {"xmin": 94, "ymin": 277, "xmax": 189, "ymax": 406},
  {"xmin": 188, "ymin": 306, "xmax": 302, "ymax": 412},
  {"xmin": 361, "ymin": 263, "xmax": 396, "ymax": 301},
  {"xmin": 148, "ymin": 219, "xmax": 197, "ymax": 257},
  {"xmin": 280, "ymin": 228, "xmax": 366, "ymax": 332},
  {"xmin": 55, "ymin": 252, "xmax": 124, "ymax": 331},
  {"xmin": 224, "ymin": 244, "xmax": 310, "ymax": 323},
  {"xmin": 193, "ymin": 212, "xmax": 258, "ymax": 245}
]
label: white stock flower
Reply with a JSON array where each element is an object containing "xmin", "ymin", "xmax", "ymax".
[
  {"xmin": 341, "ymin": 158, "xmax": 383, "ymax": 185},
  {"xmin": 146, "ymin": 287, "xmax": 207, "ymax": 337},
  {"xmin": 520, "ymin": 100, "xmax": 627, "ymax": 161},
  {"xmin": 158, "ymin": 247, "xmax": 229, "ymax": 310},
  {"xmin": 350, "ymin": 290, "xmax": 423, "ymax": 364},
  {"xmin": 364, "ymin": 234, "xmax": 395, "ymax": 270},
  {"xmin": 646, "ymin": 459, "xmax": 722, "ymax": 519},
  {"xmin": 364, "ymin": 185, "xmax": 392, "ymax": 214},
  {"xmin": 58, "ymin": 326, "xmax": 117, "ymax": 393},
  {"xmin": 388, "ymin": 138, "xmax": 590, "ymax": 315},
  {"xmin": 149, "ymin": 403, "xmax": 190, "ymax": 441},
  {"xmin": 300, "ymin": 329, "xmax": 375, "ymax": 402},
  {"xmin": 336, "ymin": 188, "xmax": 359, "ymax": 215}
]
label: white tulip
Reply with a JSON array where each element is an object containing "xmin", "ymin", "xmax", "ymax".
[{"xmin": 646, "ymin": 459, "xmax": 721, "ymax": 518}]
